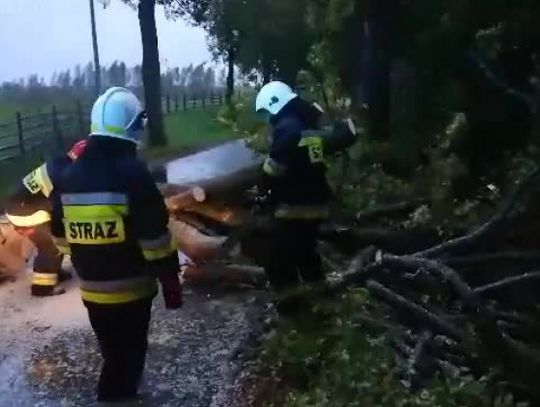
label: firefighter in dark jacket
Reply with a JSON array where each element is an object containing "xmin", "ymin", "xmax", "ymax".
[
  {"xmin": 4, "ymin": 140, "xmax": 88, "ymax": 296},
  {"xmin": 255, "ymin": 81, "xmax": 356, "ymax": 293},
  {"xmin": 51, "ymin": 87, "xmax": 182, "ymax": 404}
]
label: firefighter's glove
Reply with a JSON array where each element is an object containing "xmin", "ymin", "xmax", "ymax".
[{"xmin": 159, "ymin": 273, "xmax": 183, "ymax": 309}]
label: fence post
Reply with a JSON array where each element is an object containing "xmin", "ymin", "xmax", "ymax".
[
  {"xmin": 52, "ymin": 105, "xmax": 64, "ymax": 152},
  {"xmin": 175, "ymin": 95, "xmax": 179, "ymax": 112},
  {"xmin": 219, "ymin": 94, "xmax": 223, "ymax": 106},
  {"xmin": 16, "ymin": 112, "xmax": 26, "ymax": 161},
  {"xmin": 166, "ymin": 95, "xmax": 171, "ymax": 114},
  {"xmin": 202, "ymin": 93, "xmax": 206, "ymax": 108},
  {"xmin": 183, "ymin": 94, "xmax": 187, "ymax": 111},
  {"xmin": 76, "ymin": 100, "xmax": 85, "ymax": 138}
]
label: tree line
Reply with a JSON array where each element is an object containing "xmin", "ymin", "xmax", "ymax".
[{"xmin": 0, "ymin": 60, "xmax": 224, "ymax": 110}]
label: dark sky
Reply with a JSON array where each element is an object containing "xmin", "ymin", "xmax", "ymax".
[{"xmin": 0, "ymin": 0, "xmax": 211, "ymax": 83}]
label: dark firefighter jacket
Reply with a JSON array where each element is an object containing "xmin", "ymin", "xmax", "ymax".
[
  {"xmin": 262, "ymin": 99, "xmax": 332, "ymax": 219},
  {"xmin": 51, "ymin": 137, "xmax": 178, "ymax": 304},
  {"xmin": 4, "ymin": 157, "xmax": 73, "ymax": 290},
  {"xmin": 5, "ymin": 157, "xmax": 72, "ymax": 229}
]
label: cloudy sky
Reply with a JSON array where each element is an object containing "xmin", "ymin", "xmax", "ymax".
[{"xmin": 0, "ymin": 0, "xmax": 211, "ymax": 83}]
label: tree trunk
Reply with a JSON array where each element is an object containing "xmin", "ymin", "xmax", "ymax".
[
  {"xmin": 138, "ymin": 0, "xmax": 167, "ymax": 147},
  {"xmin": 362, "ymin": 0, "xmax": 397, "ymax": 140},
  {"xmin": 226, "ymin": 44, "xmax": 235, "ymax": 106},
  {"xmin": 89, "ymin": 0, "xmax": 101, "ymax": 97}
]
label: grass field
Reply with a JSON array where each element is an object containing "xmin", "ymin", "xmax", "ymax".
[
  {"xmin": 144, "ymin": 106, "xmax": 234, "ymax": 162},
  {"xmin": 0, "ymin": 106, "xmax": 233, "ymax": 200}
]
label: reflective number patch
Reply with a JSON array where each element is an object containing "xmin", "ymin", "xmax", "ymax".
[
  {"xmin": 299, "ymin": 136, "xmax": 325, "ymax": 163},
  {"xmin": 65, "ymin": 217, "xmax": 125, "ymax": 245},
  {"xmin": 23, "ymin": 170, "xmax": 41, "ymax": 194},
  {"xmin": 308, "ymin": 144, "xmax": 324, "ymax": 163}
]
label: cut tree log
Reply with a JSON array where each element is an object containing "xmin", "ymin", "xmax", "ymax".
[
  {"xmin": 0, "ymin": 219, "xmax": 34, "ymax": 275},
  {"xmin": 183, "ymin": 262, "xmax": 267, "ymax": 288},
  {"xmin": 162, "ymin": 186, "xmax": 206, "ymax": 212},
  {"xmin": 166, "ymin": 161, "xmax": 261, "ymax": 207},
  {"xmin": 182, "ymin": 203, "xmax": 245, "ymax": 226},
  {"xmin": 169, "ymin": 219, "xmax": 227, "ymax": 264}
]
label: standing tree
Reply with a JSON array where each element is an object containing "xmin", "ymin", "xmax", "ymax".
[
  {"xmin": 106, "ymin": 0, "xmax": 167, "ymax": 146},
  {"xmin": 138, "ymin": 0, "xmax": 167, "ymax": 146},
  {"xmin": 170, "ymin": 0, "xmax": 240, "ymax": 105}
]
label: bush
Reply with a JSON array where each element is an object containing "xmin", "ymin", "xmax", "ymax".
[{"xmin": 217, "ymin": 94, "xmax": 269, "ymax": 153}]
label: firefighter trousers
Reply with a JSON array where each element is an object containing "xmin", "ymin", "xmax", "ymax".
[
  {"xmin": 28, "ymin": 223, "xmax": 63, "ymax": 296},
  {"xmin": 264, "ymin": 219, "xmax": 324, "ymax": 291},
  {"xmin": 83, "ymin": 297, "xmax": 153, "ymax": 402}
]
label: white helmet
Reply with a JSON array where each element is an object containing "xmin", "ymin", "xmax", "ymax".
[
  {"xmin": 90, "ymin": 87, "xmax": 146, "ymax": 144},
  {"xmin": 255, "ymin": 81, "xmax": 298, "ymax": 116}
]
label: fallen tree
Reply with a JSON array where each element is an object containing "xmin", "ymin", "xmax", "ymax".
[{"xmin": 320, "ymin": 166, "xmax": 540, "ymax": 403}]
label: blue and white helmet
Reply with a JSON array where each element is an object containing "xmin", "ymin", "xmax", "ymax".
[
  {"xmin": 90, "ymin": 87, "xmax": 146, "ymax": 144},
  {"xmin": 255, "ymin": 81, "xmax": 298, "ymax": 116}
]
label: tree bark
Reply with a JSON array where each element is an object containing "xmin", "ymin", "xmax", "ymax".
[
  {"xmin": 226, "ymin": 44, "xmax": 235, "ymax": 106},
  {"xmin": 138, "ymin": 0, "xmax": 167, "ymax": 147},
  {"xmin": 89, "ymin": 0, "xmax": 101, "ymax": 97}
]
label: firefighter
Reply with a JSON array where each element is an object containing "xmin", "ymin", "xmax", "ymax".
[
  {"xmin": 255, "ymin": 81, "xmax": 356, "ymax": 297},
  {"xmin": 4, "ymin": 140, "xmax": 88, "ymax": 296},
  {"xmin": 50, "ymin": 87, "xmax": 182, "ymax": 404}
]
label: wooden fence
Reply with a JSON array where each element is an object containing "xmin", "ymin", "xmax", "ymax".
[{"xmin": 0, "ymin": 93, "xmax": 223, "ymax": 170}]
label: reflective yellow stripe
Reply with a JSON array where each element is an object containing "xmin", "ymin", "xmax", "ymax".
[
  {"xmin": 80, "ymin": 281, "xmax": 157, "ymax": 304},
  {"xmin": 275, "ymin": 205, "xmax": 329, "ymax": 219},
  {"xmin": 142, "ymin": 247, "xmax": 175, "ymax": 261},
  {"xmin": 6, "ymin": 210, "xmax": 51, "ymax": 227},
  {"xmin": 32, "ymin": 272, "xmax": 58, "ymax": 286},
  {"xmin": 140, "ymin": 233, "xmax": 175, "ymax": 261},
  {"xmin": 63, "ymin": 204, "xmax": 128, "ymax": 218},
  {"xmin": 57, "ymin": 245, "xmax": 71, "ymax": 255},
  {"xmin": 22, "ymin": 164, "xmax": 54, "ymax": 197},
  {"xmin": 298, "ymin": 135, "xmax": 323, "ymax": 147},
  {"xmin": 91, "ymin": 123, "xmax": 125, "ymax": 136},
  {"xmin": 263, "ymin": 157, "xmax": 286, "ymax": 176}
]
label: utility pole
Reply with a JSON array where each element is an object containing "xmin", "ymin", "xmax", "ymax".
[{"xmin": 89, "ymin": 0, "xmax": 101, "ymax": 97}]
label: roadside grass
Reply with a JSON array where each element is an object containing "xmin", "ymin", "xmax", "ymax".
[
  {"xmin": 0, "ymin": 105, "xmax": 19, "ymax": 122},
  {"xmin": 143, "ymin": 107, "xmax": 234, "ymax": 163},
  {"xmin": 0, "ymin": 104, "xmax": 52, "ymax": 123}
]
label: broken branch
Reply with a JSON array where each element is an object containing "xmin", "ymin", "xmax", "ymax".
[
  {"xmin": 474, "ymin": 271, "xmax": 540, "ymax": 296},
  {"xmin": 366, "ymin": 280, "xmax": 464, "ymax": 340},
  {"xmin": 416, "ymin": 167, "xmax": 540, "ymax": 259}
]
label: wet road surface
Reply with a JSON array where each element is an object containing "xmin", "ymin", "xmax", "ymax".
[{"xmin": 0, "ymin": 266, "xmax": 268, "ymax": 407}]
